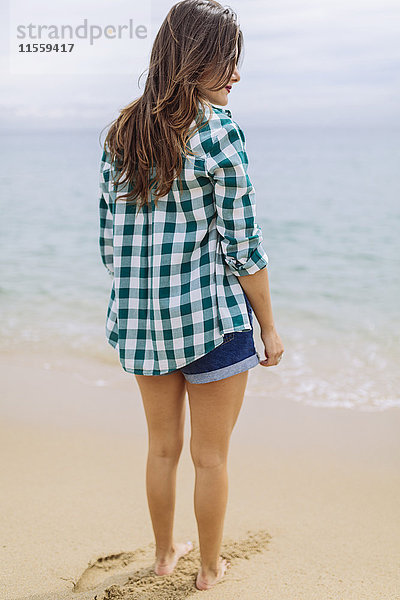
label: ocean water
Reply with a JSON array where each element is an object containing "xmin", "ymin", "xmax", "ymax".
[{"xmin": 1, "ymin": 126, "xmax": 399, "ymax": 412}]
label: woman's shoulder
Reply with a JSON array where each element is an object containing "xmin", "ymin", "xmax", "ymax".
[{"xmin": 195, "ymin": 101, "xmax": 246, "ymax": 153}]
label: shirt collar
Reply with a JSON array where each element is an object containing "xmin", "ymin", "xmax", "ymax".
[{"xmin": 211, "ymin": 104, "xmax": 232, "ymax": 118}]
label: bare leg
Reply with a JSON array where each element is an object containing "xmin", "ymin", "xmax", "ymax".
[
  {"xmin": 186, "ymin": 370, "xmax": 248, "ymax": 589},
  {"xmin": 135, "ymin": 371, "xmax": 194, "ymax": 575}
]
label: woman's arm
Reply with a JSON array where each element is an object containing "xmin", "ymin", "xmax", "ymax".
[
  {"xmin": 207, "ymin": 119, "xmax": 269, "ymax": 277},
  {"xmin": 208, "ymin": 118, "xmax": 284, "ymax": 365},
  {"xmin": 239, "ymin": 265, "xmax": 284, "ymax": 366},
  {"xmin": 236, "ymin": 266, "xmax": 274, "ymax": 331}
]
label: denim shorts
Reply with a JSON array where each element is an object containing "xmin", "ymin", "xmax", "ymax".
[{"xmin": 180, "ymin": 292, "xmax": 260, "ymax": 384}]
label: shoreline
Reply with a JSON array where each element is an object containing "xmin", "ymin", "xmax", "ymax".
[{"xmin": 1, "ymin": 350, "xmax": 400, "ymax": 599}]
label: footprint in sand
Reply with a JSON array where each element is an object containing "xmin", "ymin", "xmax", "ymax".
[
  {"xmin": 73, "ymin": 547, "xmax": 149, "ymax": 592},
  {"xmin": 72, "ymin": 529, "xmax": 271, "ymax": 598}
]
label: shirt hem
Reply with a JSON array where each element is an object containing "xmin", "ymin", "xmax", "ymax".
[{"xmin": 107, "ymin": 325, "xmax": 254, "ymax": 376}]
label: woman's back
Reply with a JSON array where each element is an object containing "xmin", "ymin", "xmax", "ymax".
[{"xmin": 99, "ymin": 100, "xmax": 268, "ymax": 375}]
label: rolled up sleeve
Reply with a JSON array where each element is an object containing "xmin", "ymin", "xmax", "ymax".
[
  {"xmin": 206, "ymin": 120, "xmax": 268, "ymax": 277},
  {"xmin": 99, "ymin": 150, "xmax": 114, "ymax": 279}
]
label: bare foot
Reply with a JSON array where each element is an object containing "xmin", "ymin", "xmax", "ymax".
[
  {"xmin": 195, "ymin": 556, "xmax": 230, "ymax": 590},
  {"xmin": 154, "ymin": 540, "xmax": 194, "ymax": 576}
]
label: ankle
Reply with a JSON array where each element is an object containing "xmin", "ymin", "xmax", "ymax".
[
  {"xmin": 200, "ymin": 561, "xmax": 220, "ymax": 577},
  {"xmin": 156, "ymin": 545, "xmax": 175, "ymax": 561}
]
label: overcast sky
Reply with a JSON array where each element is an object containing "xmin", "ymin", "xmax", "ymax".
[{"xmin": 1, "ymin": 0, "xmax": 399, "ymax": 130}]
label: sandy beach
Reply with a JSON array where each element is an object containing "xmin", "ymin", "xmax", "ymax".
[{"xmin": 1, "ymin": 349, "xmax": 400, "ymax": 600}]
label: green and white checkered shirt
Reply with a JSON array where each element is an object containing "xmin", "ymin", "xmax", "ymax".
[{"xmin": 99, "ymin": 101, "xmax": 268, "ymax": 375}]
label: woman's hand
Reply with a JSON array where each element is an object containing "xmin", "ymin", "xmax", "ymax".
[{"xmin": 259, "ymin": 326, "xmax": 284, "ymax": 367}]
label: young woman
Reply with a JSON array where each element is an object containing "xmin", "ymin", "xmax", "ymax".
[{"xmin": 99, "ymin": 0, "xmax": 284, "ymax": 591}]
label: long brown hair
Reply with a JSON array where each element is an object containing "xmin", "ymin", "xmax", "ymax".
[{"xmin": 100, "ymin": 0, "xmax": 243, "ymax": 211}]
